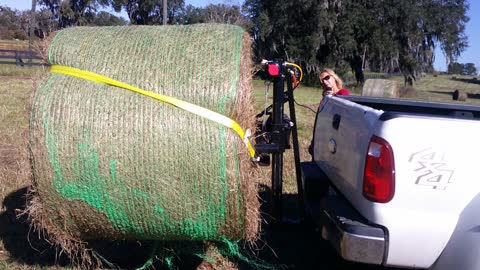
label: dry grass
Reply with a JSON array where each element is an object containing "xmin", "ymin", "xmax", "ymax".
[
  {"xmin": 0, "ymin": 74, "xmax": 74, "ymax": 270},
  {"xmin": 0, "ymin": 65, "xmax": 46, "ymax": 77},
  {"xmin": 359, "ymin": 74, "xmax": 480, "ymax": 104},
  {"xmin": 0, "ymin": 77, "xmax": 32, "ymax": 199},
  {"xmin": 0, "ymin": 76, "xmax": 64, "ymax": 269}
]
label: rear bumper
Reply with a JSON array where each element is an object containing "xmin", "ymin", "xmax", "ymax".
[
  {"xmin": 321, "ymin": 195, "xmax": 386, "ymax": 264},
  {"xmin": 302, "ymin": 162, "xmax": 387, "ymax": 265}
]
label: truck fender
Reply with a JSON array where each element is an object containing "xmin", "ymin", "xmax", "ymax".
[{"xmin": 429, "ymin": 194, "xmax": 480, "ymax": 270}]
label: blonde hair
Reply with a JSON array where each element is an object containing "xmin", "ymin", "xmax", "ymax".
[{"xmin": 319, "ymin": 68, "xmax": 343, "ymax": 89}]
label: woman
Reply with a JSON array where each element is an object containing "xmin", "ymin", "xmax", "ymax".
[
  {"xmin": 319, "ymin": 68, "xmax": 350, "ymax": 96},
  {"xmin": 309, "ymin": 68, "xmax": 350, "ymax": 156}
]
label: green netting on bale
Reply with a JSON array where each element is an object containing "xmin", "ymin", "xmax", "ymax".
[{"xmin": 29, "ymin": 24, "xmax": 260, "ymax": 243}]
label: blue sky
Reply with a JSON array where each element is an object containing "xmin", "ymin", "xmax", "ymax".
[
  {"xmin": 1, "ymin": 0, "xmax": 478, "ymax": 73},
  {"xmin": 434, "ymin": 0, "xmax": 479, "ymax": 72}
]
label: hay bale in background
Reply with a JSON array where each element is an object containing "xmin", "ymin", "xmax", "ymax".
[
  {"xmin": 362, "ymin": 79, "xmax": 400, "ymax": 98},
  {"xmin": 28, "ymin": 24, "xmax": 260, "ymax": 253},
  {"xmin": 452, "ymin": 89, "xmax": 467, "ymax": 101}
]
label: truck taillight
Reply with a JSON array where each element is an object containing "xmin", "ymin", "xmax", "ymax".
[{"xmin": 363, "ymin": 136, "xmax": 395, "ymax": 203}]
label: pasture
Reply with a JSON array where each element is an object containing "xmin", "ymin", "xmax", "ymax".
[{"xmin": 1, "ymin": 65, "xmax": 480, "ymax": 269}]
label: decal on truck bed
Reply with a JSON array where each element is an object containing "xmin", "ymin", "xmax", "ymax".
[{"xmin": 409, "ymin": 148, "xmax": 454, "ymax": 190}]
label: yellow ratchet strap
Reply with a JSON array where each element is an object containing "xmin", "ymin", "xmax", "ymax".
[{"xmin": 50, "ymin": 65, "xmax": 256, "ymax": 158}]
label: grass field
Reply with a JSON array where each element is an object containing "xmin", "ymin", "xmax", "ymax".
[{"xmin": 1, "ymin": 66, "xmax": 480, "ymax": 269}]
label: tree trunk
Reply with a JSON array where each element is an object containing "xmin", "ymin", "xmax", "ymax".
[
  {"xmin": 351, "ymin": 54, "xmax": 365, "ymax": 86},
  {"xmin": 29, "ymin": 0, "xmax": 36, "ymax": 64},
  {"xmin": 362, "ymin": 45, "xmax": 367, "ymax": 70},
  {"xmin": 163, "ymin": 0, "xmax": 167, "ymax": 25}
]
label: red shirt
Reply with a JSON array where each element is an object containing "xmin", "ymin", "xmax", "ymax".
[{"xmin": 336, "ymin": 88, "xmax": 350, "ymax": 95}]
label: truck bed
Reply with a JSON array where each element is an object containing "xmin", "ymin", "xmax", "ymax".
[{"xmin": 341, "ymin": 95, "xmax": 480, "ymax": 119}]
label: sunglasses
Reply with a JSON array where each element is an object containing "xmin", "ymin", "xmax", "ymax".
[{"xmin": 321, "ymin": 75, "xmax": 331, "ymax": 82}]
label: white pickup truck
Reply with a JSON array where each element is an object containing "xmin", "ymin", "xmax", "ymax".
[{"xmin": 301, "ymin": 95, "xmax": 480, "ymax": 270}]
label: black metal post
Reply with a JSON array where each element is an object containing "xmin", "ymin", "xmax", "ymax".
[
  {"xmin": 271, "ymin": 67, "xmax": 286, "ymax": 222},
  {"xmin": 286, "ymin": 72, "xmax": 305, "ymax": 221}
]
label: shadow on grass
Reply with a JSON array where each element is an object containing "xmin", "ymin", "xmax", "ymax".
[
  {"xmin": 0, "ymin": 187, "xmax": 204, "ymax": 269},
  {"xmin": 0, "ymin": 187, "xmax": 71, "ymax": 267},
  {"xmin": 428, "ymin": 90, "xmax": 455, "ymax": 97},
  {"xmin": 255, "ymin": 185, "xmax": 397, "ymax": 270},
  {"xmin": 0, "ymin": 187, "xmax": 280, "ymax": 269},
  {"xmin": 450, "ymin": 77, "xmax": 480, "ymax": 85},
  {"xmin": 428, "ymin": 90, "xmax": 480, "ymax": 100},
  {"xmin": 467, "ymin": 93, "xmax": 480, "ymax": 100},
  {"xmin": 254, "ymin": 186, "xmax": 340, "ymax": 269},
  {"xmin": 1, "ymin": 186, "xmax": 398, "ymax": 270}
]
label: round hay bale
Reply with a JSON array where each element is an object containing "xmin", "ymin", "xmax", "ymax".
[
  {"xmin": 28, "ymin": 24, "xmax": 260, "ymax": 247},
  {"xmin": 452, "ymin": 89, "xmax": 467, "ymax": 101},
  {"xmin": 362, "ymin": 79, "xmax": 400, "ymax": 98}
]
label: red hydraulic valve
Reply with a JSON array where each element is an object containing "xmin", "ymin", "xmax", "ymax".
[{"xmin": 267, "ymin": 63, "xmax": 280, "ymax": 76}]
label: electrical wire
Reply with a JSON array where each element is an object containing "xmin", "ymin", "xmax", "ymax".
[
  {"xmin": 284, "ymin": 63, "xmax": 317, "ymax": 113},
  {"xmin": 294, "ymin": 99, "xmax": 317, "ymax": 114},
  {"xmin": 285, "ymin": 62, "xmax": 304, "ymax": 83}
]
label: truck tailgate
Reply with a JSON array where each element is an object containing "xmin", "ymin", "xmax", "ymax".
[{"xmin": 312, "ymin": 96, "xmax": 382, "ymax": 200}]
